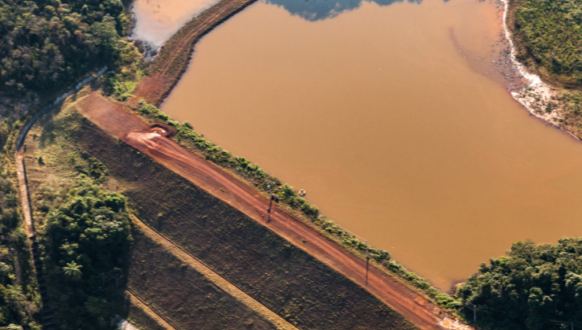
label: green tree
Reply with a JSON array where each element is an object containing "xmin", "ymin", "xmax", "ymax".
[
  {"xmin": 63, "ymin": 261, "xmax": 82, "ymax": 280},
  {"xmin": 457, "ymin": 238, "xmax": 582, "ymax": 330}
]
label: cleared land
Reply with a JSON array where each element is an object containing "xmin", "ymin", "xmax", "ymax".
[
  {"xmin": 126, "ymin": 224, "xmax": 281, "ymax": 330},
  {"xmin": 70, "ymin": 91, "xmax": 448, "ymax": 329},
  {"xmin": 21, "ymin": 105, "xmax": 291, "ymax": 330},
  {"xmin": 130, "ymin": 214, "xmax": 298, "ymax": 330}
]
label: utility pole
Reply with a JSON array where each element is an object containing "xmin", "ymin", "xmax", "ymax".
[
  {"xmin": 365, "ymin": 241, "xmax": 369, "ymax": 286},
  {"xmin": 267, "ymin": 184, "xmax": 273, "ymax": 223},
  {"xmin": 266, "ymin": 183, "xmax": 277, "ymax": 223}
]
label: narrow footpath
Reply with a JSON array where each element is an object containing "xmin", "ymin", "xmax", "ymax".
[
  {"xmin": 16, "ymin": 151, "xmax": 57, "ymax": 330},
  {"xmin": 78, "ymin": 92, "xmax": 467, "ymax": 330}
]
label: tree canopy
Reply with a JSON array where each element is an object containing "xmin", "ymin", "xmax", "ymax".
[
  {"xmin": 515, "ymin": 0, "xmax": 582, "ymax": 84},
  {"xmin": 0, "ymin": 0, "xmax": 138, "ymax": 94},
  {"xmin": 456, "ymin": 238, "xmax": 582, "ymax": 330},
  {"xmin": 41, "ymin": 181, "xmax": 131, "ymax": 329}
]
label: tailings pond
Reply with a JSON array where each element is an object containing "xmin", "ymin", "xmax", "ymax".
[{"xmin": 138, "ymin": 0, "xmax": 582, "ymax": 290}]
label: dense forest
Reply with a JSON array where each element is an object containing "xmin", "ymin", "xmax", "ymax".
[
  {"xmin": 0, "ymin": 0, "xmax": 140, "ymax": 95},
  {"xmin": 38, "ymin": 179, "xmax": 131, "ymax": 330},
  {"xmin": 514, "ymin": 0, "xmax": 582, "ymax": 84},
  {"xmin": 457, "ymin": 239, "xmax": 582, "ymax": 330},
  {"xmin": 0, "ymin": 119, "xmax": 41, "ymax": 330}
]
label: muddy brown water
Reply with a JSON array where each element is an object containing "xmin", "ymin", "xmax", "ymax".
[
  {"xmin": 132, "ymin": 0, "xmax": 220, "ymax": 48},
  {"xmin": 138, "ymin": 0, "xmax": 582, "ymax": 290}
]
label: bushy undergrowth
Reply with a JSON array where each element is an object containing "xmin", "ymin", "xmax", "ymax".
[
  {"xmin": 513, "ymin": 0, "xmax": 582, "ymax": 85},
  {"xmin": 132, "ymin": 100, "xmax": 461, "ymax": 310},
  {"xmin": 38, "ymin": 179, "xmax": 131, "ymax": 330},
  {"xmin": 103, "ymin": 65, "xmax": 146, "ymax": 102}
]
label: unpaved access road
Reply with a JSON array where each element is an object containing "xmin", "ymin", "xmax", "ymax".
[{"xmin": 78, "ymin": 92, "xmax": 465, "ymax": 330}]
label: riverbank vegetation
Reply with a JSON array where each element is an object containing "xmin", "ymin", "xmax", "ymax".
[
  {"xmin": 132, "ymin": 99, "xmax": 461, "ymax": 311},
  {"xmin": 512, "ymin": 0, "xmax": 582, "ymax": 86},
  {"xmin": 457, "ymin": 238, "xmax": 582, "ymax": 330},
  {"xmin": 509, "ymin": 0, "xmax": 582, "ymax": 137}
]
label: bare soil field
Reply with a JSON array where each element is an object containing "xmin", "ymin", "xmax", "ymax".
[{"xmin": 127, "ymin": 225, "xmax": 280, "ymax": 330}]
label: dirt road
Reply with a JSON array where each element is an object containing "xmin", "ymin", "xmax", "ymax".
[
  {"xmin": 78, "ymin": 92, "xmax": 464, "ymax": 330},
  {"xmin": 15, "ymin": 153, "xmax": 34, "ymax": 238}
]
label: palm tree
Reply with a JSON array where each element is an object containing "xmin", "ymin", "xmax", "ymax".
[{"xmin": 63, "ymin": 261, "xmax": 83, "ymax": 280}]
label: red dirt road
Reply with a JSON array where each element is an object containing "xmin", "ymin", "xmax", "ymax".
[{"xmin": 78, "ymin": 92, "xmax": 453, "ymax": 330}]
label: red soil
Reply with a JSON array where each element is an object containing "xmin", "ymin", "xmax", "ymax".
[{"xmin": 78, "ymin": 92, "xmax": 453, "ymax": 330}]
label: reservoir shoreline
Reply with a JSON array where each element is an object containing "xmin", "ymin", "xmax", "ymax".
[
  {"xmin": 129, "ymin": 0, "xmax": 470, "ymax": 316},
  {"xmin": 132, "ymin": 0, "xmax": 582, "ymax": 311},
  {"xmin": 133, "ymin": 0, "xmax": 258, "ymax": 106}
]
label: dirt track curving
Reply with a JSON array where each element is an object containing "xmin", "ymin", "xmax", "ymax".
[
  {"xmin": 133, "ymin": 0, "xmax": 257, "ymax": 106},
  {"xmin": 77, "ymin": 92, "xmax": 468, "ymax": 330}
]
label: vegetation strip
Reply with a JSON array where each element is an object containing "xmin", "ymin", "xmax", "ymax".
[
  {"xmin": 132, "ymin": 99, "xmax": 460, "ymax": 310},
  {"xmin": 12, "ymin": 67, "xmax": 109, "ymax": 330},
  {"xmin": 130, "ymin": 214, "xmax": 299, "ymax": 330},
  {"xmin": 76, "ymin": 92, "xmax": 451, "ymax": 329}
]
